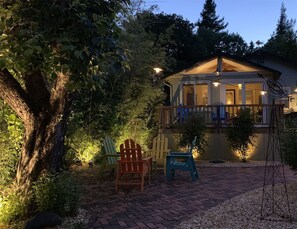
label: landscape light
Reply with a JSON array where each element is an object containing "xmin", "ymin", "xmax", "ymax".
[{"xmin": 153, "ymin": 67, "xmax": 163, "ymax": 74}]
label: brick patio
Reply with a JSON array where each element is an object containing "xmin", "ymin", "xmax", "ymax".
[{"xmin": 75, "ymin": 164, "xmax": 297, "ymax": 229}]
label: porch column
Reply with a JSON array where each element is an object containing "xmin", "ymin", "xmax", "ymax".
[{"xmin": 241, "ymin": 83, "xmax": 246, "ymax": 105}]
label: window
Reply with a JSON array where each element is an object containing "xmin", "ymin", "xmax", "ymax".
[
  {"xmin": 245, "ymin": 83, "xmax": 262, "ymax": 105},
  {"xmin": 182, "ymin": 84, "xmax": 194, "ymax": 106},
  {"xmin": 196, "ymin": 84, "xmax": 208, "ymax": 105}
]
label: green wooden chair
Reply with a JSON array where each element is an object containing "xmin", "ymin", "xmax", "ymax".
[
  {"xmin": 99, "ymin": 135, "xmax": 120, "ymax": 178},
  {"xmin": 166, "ymin": 136, "xmax": 198, "ymax": 181}
]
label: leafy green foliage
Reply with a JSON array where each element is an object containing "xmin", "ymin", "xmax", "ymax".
[
  {"xmin": 33, "ymin": 172, "xmax": 80, "ymax": 217},
  {"xmin": 264, "ymin": 3, "xmax": 297, "ymax": 63},
  {"xmin": 226, "ymin": 108, "xmax": 255, "ymax": 162},
  {"xmin": 0, "ymin": 186, "xmax": 30, "ymax": 223},
  {"xmin": 0, "ymin": 101, "xmax": 23, "ymax": 185},
  {"xmin": 177, "ymin": 115, "xmax": 207, "ymax": 153},
  {"xmin": 282, "ymin": 117, "xmax": 297, "ymax": 171},
  {"xmin": 65, "ymin": 128, "xmax": 100, "ymax": 164}
]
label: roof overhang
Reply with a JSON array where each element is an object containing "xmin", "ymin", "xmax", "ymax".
[{"xmin": 164, "ymin": 54, "xmax": 281, "ymax": 81}]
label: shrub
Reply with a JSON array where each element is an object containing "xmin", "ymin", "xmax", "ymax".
[
  {"xmin": 65, "ymin": 129, "xmax": 100, "ymax": 164},
  {"xmin": 226, "ymin": 108, "xmax": 255, "ymax": 162},
  {"xmin": 282, "ymin": 117, "xmax": 297, "ymax": 171},
  {"xmin": 0, "ymin": 186, "xmax": 29, "ymax": 223},
  {"xmin": 33, "ymin": 171, "xmax": 80, "ymax": 217},
  {"xmin": 177, "ymin": 115, "xmax": 207, "ymax": 152},
  {"xmin": 0, "ymin": 103, "xmax": 23, "ymax": 186}
]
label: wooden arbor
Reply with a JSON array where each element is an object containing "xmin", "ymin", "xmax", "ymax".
[{"xmin": 115, "ymin": 139, "xmax": 152, "ymax": 192}]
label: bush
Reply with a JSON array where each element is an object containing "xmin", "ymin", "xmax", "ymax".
[
  {"xmin": 282, "ymin": 117, "xmax": 297, "ymax": 171},
  {"xmin": 0, "ymin": 103, "xmax": 23, "ymax": 186},
  {"xmin": 177, "ymin": 115, "xmax": 207, "ymax": 152},
  {"xmin": 0, "ymin": 186, "xmax": 29, "ymax": 223},
  {"xmin": 33, "ymin": 171, "xmax": 80, "ymax": 217},
  {"xmin": 226, "ymin": 108, "xmax": 255, "ymax": 162}
]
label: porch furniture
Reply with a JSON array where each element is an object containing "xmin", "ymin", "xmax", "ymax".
[
  {"xmin": 147, "ymin": 133, "xmax": 170, "ymax": 174},
  {"xmin": 177, "ymin": 105, "xmax": 189, "ymax": 122},
  {"xmin": 99, "ymin": 135, "xmax": 120, "ymax": 178},
  {"xmin": 115, "ymin": 139, "xmax": 152, "ymax": 192},
  {"xmin": 212, "ymin": 106, "xmax": 228, "ymax": 121},
  {"xmin": 166, "ymin": 136, "xmax": 198, "ymax": 181}
]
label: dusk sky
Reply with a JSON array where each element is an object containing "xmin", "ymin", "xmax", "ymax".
[{"xmin": 147, "ymin": 0, "xmax": 297, "ymax": 44}]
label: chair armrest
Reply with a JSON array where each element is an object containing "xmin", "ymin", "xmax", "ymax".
[
  {"xmin": 166, "ymin": 154, "xmax": 191, "ymax": 159},
  {"xmin": 169, "ymin": 152, "xmax": 191, "ymax": 155},
  {"xmin": 143, "ymin": 156, "xmax": 153, "ymax": 161}
]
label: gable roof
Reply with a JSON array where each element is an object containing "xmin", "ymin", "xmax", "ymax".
[
  {"xmin": 164, "ymin": 53, "xmax": 281, "ymax": 80},
  {"xmin": 246, "ymin": 49, "xmax": 297, "ymax": 69}
]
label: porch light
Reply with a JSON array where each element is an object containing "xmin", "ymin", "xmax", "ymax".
[
  {"xmin": 260, "ymin": 90, "xmax": 267, "ymax": 95},
  {"xmin": 294, "ymin": 88, "xmax": 297, "ymax": 93},
  {"xmin": 153, "ymin": 67, "xmax": 163, "ymax": 74},
  {"xmin": 238, "ymin": 84, "xmax": 242, "ymax": 89},
  {"xmin": 213, "ymin": 80, "xmax": 220, "ymax": 87}
]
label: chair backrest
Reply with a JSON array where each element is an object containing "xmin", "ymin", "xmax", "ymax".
[
  {"xmin": 152, "ymin": 133, "xmax": 169, "ymax": 160},
  {"xmin": 119, "ymin": 139, "xmax": 143, "ymax": 173},
  {"xmin": 188, "ymin": 136, "xmax": 197, "ymax": 154},
  {"xmin": 103, "ymin": 135, "xmax": 118, "ymax": 164},
  {"xmin": 212, "ymin": 106, "xmax": 227, "ymax": 120}
]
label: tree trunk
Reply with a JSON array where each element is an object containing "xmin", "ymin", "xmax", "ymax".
[{"xmin": 0, "ymin": 69, "xmax": 70, "ymax": 193}]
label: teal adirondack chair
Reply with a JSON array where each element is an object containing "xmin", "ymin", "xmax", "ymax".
[
  {"xmin": 99, "ymin": 136, "xmax": 120, "ymax": 178},
  {"xmin": 166, "ymin": 136, "xmax": 198, "ymax": 181}
]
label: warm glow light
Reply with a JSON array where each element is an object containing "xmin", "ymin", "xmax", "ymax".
[
  {"xmin": 213, "ymin": 81, "xmax": 220, "ymax": 87},
  {"xmin": 227, "ymin": 100, "xmax": 231, "ymax": 104},
  {"xmin": 234, "ymin": 144, "xmax": 256, "ymax": 161},
  {"xmin": 238, "ymin": 84, "xmax": 242, "ymax": 89},
  {"xmin": 192, "ymin": 148, "xmax": 200, "ymax": 159},
  {"xmin": 260, "ymin": 90, "xmax": 267, "ymax": 95},
  {"xmin": 153, "ymin": 67, "xmax": 163, "ymax": 74},
  {"xmin": 294, "ymin": 88, "xmax": 297, "ymax": 92}
]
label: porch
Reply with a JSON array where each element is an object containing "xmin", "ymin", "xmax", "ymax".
[{"xmin": 156, "ymin": 104, "xmax": 284, "ymax": 132}]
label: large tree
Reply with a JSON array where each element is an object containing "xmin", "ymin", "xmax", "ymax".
[
  {"xmin": 264, "ymin": 3, "xmax": 297, "ymax": 62},
  {"xmin": 137, "ymin": 11, "xmax": 207, "ymax": 72},
  {"xmin": 196, "ymin": 0, "xmax": 228, "ymax": 33},
  {"xmin": 0, "ymin": 0, "xmax": 127, "ymax": 192}
]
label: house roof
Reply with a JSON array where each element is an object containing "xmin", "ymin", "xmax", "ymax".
[
  {"xmin": 246, "ymin": 49, "xmax": 297, "ymax": 69},
  {"xmin": 164, "ymin": 53, "xmax": 281, "ymax": 80}
]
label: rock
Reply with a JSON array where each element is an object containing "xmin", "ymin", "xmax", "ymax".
[{"xmin": 25, "ymin": 212, "xmax": 62, "ymax": 229}]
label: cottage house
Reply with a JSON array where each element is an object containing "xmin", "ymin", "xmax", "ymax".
[{"xmin": 157, "ymin": 53, "xmax": 297, "ymax": 161}]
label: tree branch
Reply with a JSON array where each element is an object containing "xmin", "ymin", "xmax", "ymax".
[{"xmin": 0, "ymin": 68, "xmax": 35, "ymax": 125}]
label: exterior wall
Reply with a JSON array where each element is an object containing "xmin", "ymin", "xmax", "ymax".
[
  {"xmin": 163, "ymin": 130, "xmax": 274, "ymax": 161},
  {"xmin": 248, "ymin": 55, "xmax": 297, "ymax": 112}
]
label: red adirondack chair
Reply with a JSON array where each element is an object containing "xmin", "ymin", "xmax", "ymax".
[{"xmin": 115, "ymin": 139, "xmax": 152, "ymax": 192}]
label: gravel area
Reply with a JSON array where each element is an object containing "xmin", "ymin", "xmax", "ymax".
[{"xmin": 176, "ymin": 183, "xmax": 297, "ymax": 229}]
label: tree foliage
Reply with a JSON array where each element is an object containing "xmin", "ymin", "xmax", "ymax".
[
  {"xmin": 0, "ymin": 0, "xmax": 128, "ymax": 192},
  {"xmin": 196, "ymin": 0, "xmax": 228, "ymax": 33},
  {"xmin": 264, "ymin": 3, "xmax": 297, "ymax": 63}
]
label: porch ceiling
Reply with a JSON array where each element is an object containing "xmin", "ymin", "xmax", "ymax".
[{"xmin": 185, "ymin": 57, "xmax": 260, "ymax": 75}]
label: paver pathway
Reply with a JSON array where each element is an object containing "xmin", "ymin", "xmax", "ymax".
[{"xmin": 75, "ymin": 165, "xmax": 297, "ymax": 229}]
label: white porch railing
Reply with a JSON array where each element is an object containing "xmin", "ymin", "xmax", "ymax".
[{"xmin": 156, "ymin": 104, "xmax": 284, "ymax": 131}]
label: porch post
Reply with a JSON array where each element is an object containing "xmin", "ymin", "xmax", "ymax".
[{"xmin": 241, "ymin": 83, "xmax": 246, "ymax": 105}]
